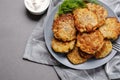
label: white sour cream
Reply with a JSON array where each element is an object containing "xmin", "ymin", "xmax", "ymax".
[{"xmin": 24, "ymin": 0, "xmax": 50, "ymax": 15}]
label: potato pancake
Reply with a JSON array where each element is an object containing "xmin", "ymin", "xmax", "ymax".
[
  {"xmin": 87, "ymin": 3, "xmax": 108, "ymax": 27},
  {"xmin": 76, "ymin": 30, "xmax": 104, "ymax": 54},
  {"xmin": 73, "ymin": 8, "xmax": 98, "ymax": 32},
  {"xmin": 95, "ymin": 40, "xmax": 112, "ymax": 59},
  {"xmin": 79, "ymin": 51, "xmax": 94, "ymax": 59},
  {"xmin": 52, "ymin": 13, "xmax": 76, "ymax": 42},
  {"xmin": 99, "ymin": 17, "xmax": 120, "ymax": 40},
  {"xmin": 67, "ymin": 47, "xmax": 87, "ymax": 64},
  {"xmin": 51, "ymin": 38, "xmax": 75, "ymax": 53}
]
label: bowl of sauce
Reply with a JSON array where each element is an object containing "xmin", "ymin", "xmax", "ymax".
[{"xmin": 24, "ymin": 0, "xmax": 50, "ymax": 15}]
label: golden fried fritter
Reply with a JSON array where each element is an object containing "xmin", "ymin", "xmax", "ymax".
[
  {"xmin": 95, "ymin": 40, "xmax": 112, "ymax": 59},
  {"xmin": 99, "ymin": 17, "xmax": 120, "ymax": 40},
  {"xmin": 117, "ymin": 23, "xmax": 120, "ymax": 34},
  {"xmin": 67, "ymin": 47, "xmax": 87, "ymax": 64},
  {"xmin": 51, "ymin": 38, "xmax": 75, "ymax": 53},
  {"xmin": 73, "ymin": 8, "xmax": 98, "ymax": 32},
  {"xmin": 76, "ymin": 30, "xmax": 104, "ymax": 54},
  {"xmin": 87, "ymin": 3, "xmax": 108, "ymax": 27},
  {"xmin": 79, "ymin": 51, "xmax": 94, "ymax": 59},
  {"xmin": 52, "ymin": 13, "xmax": 76, "ymax": 42}
]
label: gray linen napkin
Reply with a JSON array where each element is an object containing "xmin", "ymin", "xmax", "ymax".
[{"xmin": 23, "ymin": 0, "xmax": 120, "ymax": 80}]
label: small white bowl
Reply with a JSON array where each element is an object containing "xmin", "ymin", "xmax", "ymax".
[{"xmin": 24, "ymin": 0, "xmax": 50, "ymax": 15}]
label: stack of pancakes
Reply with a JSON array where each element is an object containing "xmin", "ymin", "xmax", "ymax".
[{"xmin": 51, "ymin": 3, "xmax": 120, "ymax": 64}]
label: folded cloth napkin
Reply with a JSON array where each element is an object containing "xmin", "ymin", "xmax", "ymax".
[{"xmin": 23, "ymin": 0, "xmax": 120, "ymax": 80}]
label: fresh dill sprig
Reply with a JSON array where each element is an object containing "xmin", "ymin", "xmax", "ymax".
[
  {"xmin": 58, "ymin": 0, "xmax": 86, "ymax": 15},
  {"xmin": 58, "ymin": 0, "xmax": 99, "ymax": 15}
]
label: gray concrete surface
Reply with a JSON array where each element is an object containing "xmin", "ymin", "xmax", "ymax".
[{"xmin": 0, "ymin": 0, "xmax": 59, "ymax": 80}]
